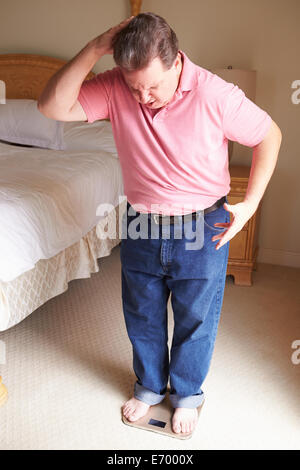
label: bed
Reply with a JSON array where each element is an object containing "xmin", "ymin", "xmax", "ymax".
[{"xmin": 0, "ymin": 53, "xmax": 126, "ymax": 332}]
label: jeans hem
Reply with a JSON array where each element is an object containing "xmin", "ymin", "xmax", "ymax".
[
  {"xmin": 134, "ymin": 382, "xmax": 166, "ymax": 406},
  {"xmin": 134, "ymin": 382, "xmax": 205, "ymax": 409},
  {"xmin": 169, "ymin": 391, "xmax": 205, "ymax": 409}
]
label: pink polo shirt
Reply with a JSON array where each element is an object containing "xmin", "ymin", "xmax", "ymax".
[{"xmin": 78, "ymin": 51, "xmax": 272, "ymax": 215}]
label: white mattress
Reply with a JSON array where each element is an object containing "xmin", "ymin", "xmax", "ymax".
[{"xmin": 0, "ymin": 133, "xmax": 124, "ymax": 282}]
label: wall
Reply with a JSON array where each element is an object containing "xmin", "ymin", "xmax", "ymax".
[{"xmin": 1, "ymin": 0, "xmax": 299, "ymax": 267}]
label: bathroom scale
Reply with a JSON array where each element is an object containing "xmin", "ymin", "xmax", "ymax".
[{"xmin": 122, "ymin": 392, "xmax": 204, "ymax": 440}]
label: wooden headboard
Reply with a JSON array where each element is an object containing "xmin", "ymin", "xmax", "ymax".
[
  {"xmin": 0, "ymin": 1, "xmax": 144, "ymax": 101},
  {"xmin": 0, "ymin": 53, "xmax": 94, "ymax": 100}
]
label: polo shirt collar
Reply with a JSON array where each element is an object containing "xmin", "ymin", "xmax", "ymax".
[{"xmin": 177, "ymin": 50, "xmax": 198, "ymax": 92}]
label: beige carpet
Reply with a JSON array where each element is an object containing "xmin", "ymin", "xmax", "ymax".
[{"xmin": 0, "ymin": 244, "xmax": 299, "ymax": 450}]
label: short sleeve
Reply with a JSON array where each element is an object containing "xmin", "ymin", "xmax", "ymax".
[
  {"xmin": 222, "ymin": 85, "xmax": 272, "ymax": 147},
  {"xmin": 77, "ymin": 69, "xmax": 115, "ymax": 123}
]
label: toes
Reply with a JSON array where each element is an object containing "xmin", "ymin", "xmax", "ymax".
[
  {"xmin": 124, "ymin": 410, "xmax": 134, "ymax": 420},
  {"xmin": 128, "ymin": 412, "xmax": 137, "ymax": 422},
  {"xmin": 128, "ymin": 410, "xmax": 143, "ymax": 422},
  {"xmin": 172, "ymin": 409, "xmax": 198, "ymax": 434},
  {"xmin": 122, "ymin": 403, "xmax": 134, "ymax": 418},
  {"xmin": 173, "ymin": 421, "xmax": 181, "ymax": 434},
  {"xmin": 173, "ymin": 420, "xmax": 196, "ymax": 434}
]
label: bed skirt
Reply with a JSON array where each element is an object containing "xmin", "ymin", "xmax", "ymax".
[{"xmin": 0, "ymin": 201, "xmax": 126, "ymax": 331}]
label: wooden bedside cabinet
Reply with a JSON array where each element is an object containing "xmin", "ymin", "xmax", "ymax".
[{"xmin": 226, "ymin": 165, "xmax": 262, "ymax": 286}]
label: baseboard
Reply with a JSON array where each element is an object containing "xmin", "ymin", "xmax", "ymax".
[{"xmin": 258, "ymin": 248, "xmax": 300, "ymax": 268}]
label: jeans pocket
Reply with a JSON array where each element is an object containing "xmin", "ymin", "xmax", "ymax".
[
  {"xmin": 204, "ymin": 204, "xmax": 227, "ymax": 232},
  {"xmin": 183, "ymin": 213, "xmax": 204, "ymax": 251}
]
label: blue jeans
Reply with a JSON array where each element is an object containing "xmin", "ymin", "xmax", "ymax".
[{"xmin": 120, "ymin": 196, "xmax": 230, "ymax": 408}]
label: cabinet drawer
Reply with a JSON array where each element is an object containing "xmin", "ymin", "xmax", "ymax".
[
  {"xmin": 228, "ymin": 230, "xmax": 247, "ymax": 259},
  {"xmin": 227, "ymin": 195, "xmax": 249, "ymax": 230}
]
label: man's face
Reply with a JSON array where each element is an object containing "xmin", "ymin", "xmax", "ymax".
[{"xmin": 121, "ymin": 53, "xmax": 182, "ymax": 109}]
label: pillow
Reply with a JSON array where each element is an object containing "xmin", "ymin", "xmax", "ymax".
[
  {"xmin": 0, "ymin": 99, "xmax": 65, "ymax": 150},
  {"xmin": 63, "ymin": 120, "xmax": 118, "ymax": 158}
]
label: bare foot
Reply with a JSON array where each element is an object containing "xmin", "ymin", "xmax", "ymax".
[
  {"xmin": 172, "ymin": 407, "xmax": 198, "ymax": 434},
  {"xmin": 122, "ymin": 397, "xmax": 150, "ymax": 422}
]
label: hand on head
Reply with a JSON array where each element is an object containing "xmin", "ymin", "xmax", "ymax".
[{"xmin": 94, "ymin": 16, "xmax": 135, "ymax": 55}]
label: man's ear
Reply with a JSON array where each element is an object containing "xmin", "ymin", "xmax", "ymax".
[
  {"xmin": 168, "ymin": 52, "xmax": 181, "ymax": 72},
  {"xmin": 174, "ymin": 52, "xmax": 182, "ymax": 70}
]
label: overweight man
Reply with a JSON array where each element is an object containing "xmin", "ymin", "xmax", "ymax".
[{"xmin": 38, "ymin": 13, "xmax": 282, "ymax": 435}]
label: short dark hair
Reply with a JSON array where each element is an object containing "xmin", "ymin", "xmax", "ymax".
[{"xmin": 112, "ymin": 12, "xmax": 179, "ymax": 71}]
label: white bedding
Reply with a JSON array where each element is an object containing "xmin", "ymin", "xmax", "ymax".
[{"xmin": 0, "ymin": 124, "xmax": 124, "ymax": 282}]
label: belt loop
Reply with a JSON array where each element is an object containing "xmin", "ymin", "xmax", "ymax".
[{"xmin": 153, "ymin": 214, "xmax": 160, "ymax": 225}]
